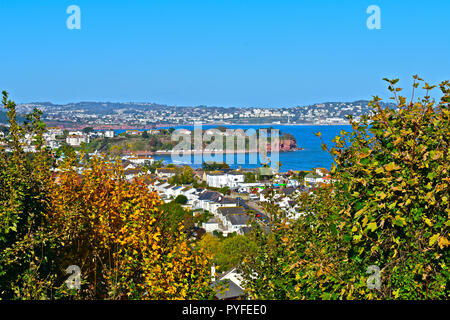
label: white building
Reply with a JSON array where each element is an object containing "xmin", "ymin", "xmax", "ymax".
[
  {"xmin": 206, "ymin": 171, "xmax": 244, "ymax": 188},
  {"xmin": 68, "ymin": 131, "xmax": 83, "ymax": 136},
  {"xmin": 128, "ymin": 156, "xmax": 154, "ymax": 165},
  {"xmin": 66, "ymin": 135, "xmax": 90, "ymax": 146},
  {"xmin": 47, "ymin": 140, "xmax": 61, "ymax": 149},
  {"xmin": 202, "ymin": 217, "xmax": 220, "ymax": 233},
  {"xmin": 104, "ymin": 130, "xmax": 115, "ymax": 138},
  {"xmin": 156, "ymin": 168, "xmax": 177, "ymax": 178},
  {"xmin": 224, "ymin": 214, "xmax": 249, "ymax": 233}
]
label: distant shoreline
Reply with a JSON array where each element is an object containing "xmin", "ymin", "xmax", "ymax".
[
  {"xmin": 151, "ymin": 123, "xmax": 351, "ymax": 129},
  {"xmin": 39, "ymin": 122, "xmax": 352, "ymax": 130},
  {"xmin": 148, "ymin": 148, "xmax": 304, "ymax": 156}
]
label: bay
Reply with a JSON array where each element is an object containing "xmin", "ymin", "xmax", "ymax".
[{"xmin": 115, "ymin": 125, "xmax": 352, "ymax": 172}]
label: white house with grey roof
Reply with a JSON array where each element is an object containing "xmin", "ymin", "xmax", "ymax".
[
  {"xmin": 202, "ymin": 217, "xmax": 220, "ymax": 233},
  {"xmin": 206, "ymin": 171, "xmax": 244, "ymax": 188},
  {"xmin": 217, "ymin": 206, "xmax": 246, "ymax": 223},
  {"xmin": 224, "ymin": 214, "xmax": 250, "ymax": 233}
]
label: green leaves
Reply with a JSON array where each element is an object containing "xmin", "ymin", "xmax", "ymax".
[
  {"xmin": 383, "ymin": 78, "xmax": 400, "ymax": 85},
  {"xmin": 242, "ymin": 77, "xmax": 450, "ymax": 300},
  {"xmin": 393, "ymin": 215, "xmax": 407, "ymax": 227}
]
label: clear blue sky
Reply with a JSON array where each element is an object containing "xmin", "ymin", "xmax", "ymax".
[{"xmin": 0, "ymin": 0, "xmax": 448, "ymax": 107}]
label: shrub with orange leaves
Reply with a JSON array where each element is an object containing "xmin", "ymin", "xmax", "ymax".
[{"xmin": 48, "ymin": 155, "xmax": 213, "ymax": 299}]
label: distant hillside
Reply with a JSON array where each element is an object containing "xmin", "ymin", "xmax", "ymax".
[
  {"xmin": 15, "ymin": 99, "xmax": 398, "ymax": 127},
  {"xmin": 0, "ymin": 110, "xmax": 25, "ymax": 124}
]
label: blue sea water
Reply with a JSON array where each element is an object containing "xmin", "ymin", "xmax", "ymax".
[{"xmin": 115, "ymin": 125, "xmax": 352, "ymax": 172}]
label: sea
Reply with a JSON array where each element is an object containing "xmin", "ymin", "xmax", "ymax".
[{"xmin": 115, "ymin": 125, "xmax": 352, "ymax": 172}]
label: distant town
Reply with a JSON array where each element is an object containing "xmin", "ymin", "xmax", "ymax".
[{"xmin": 11, "ymin": 99, "xmax": 395, "ymax": 129}]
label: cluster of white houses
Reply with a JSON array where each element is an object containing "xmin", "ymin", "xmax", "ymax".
[
  {"xmin": 64, "ymin": 129, "xmax": 115, "ymax": 147},
  {"xmin": 304, "ymin": 168, "xmax": 333, "ymax": 185},
  {"xmin": 151, "ymin": 181, "xmax": 250, "ymax": 236},
  {"xmin": 27, "ymin": 127, "xmax": 118, "ymax": 149},
  {"xmin": 148, "ymin": 166, "xmax": 325, "ymax": 235},
  {"xmin": 205, "ymin": 171, "xmax": 245, "ymax": 188}
]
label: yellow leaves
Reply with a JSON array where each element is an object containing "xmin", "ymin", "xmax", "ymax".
[
  {"xmin": 375, "ymin": 167, "xmax": 384, "ymax": 174},
  {"xmin": 358, "ymin": 149, "xmax": 372, "ymax": 159},
  {"xmin": 384, "ymin": 162, "xmax": 401, "ymax": 172},
  {"xmin": 429, "ymin": 233, "xmax": 440, "ymax": 247},
  {"xmin": 430, "ymin": 150, "xmax": 442, "ymax": 161},
  {"xmin": 428, "ymin": 233, "xmax": 448, "ymax": 249},
  {"xmin": 361, "ymin": 216, "xmax": 369, "ymax": 227},
  {"xmin": 423, "ymin": 217, "xmax": 433, "ymax": 227},
  {"xmin": 355, "ymin": 207, "xmax": 367, "ymax": 218},
  {"xmin": 393, "ymin": 215, "xmax": 406, "ymax": 227},
  {"xmin": 366, "ymin": 222, "xmax": 377, "ymax": 232},
  {"xmin": 316, "ymin": 267, "xmax": 325, "ymax": 277},
  {"xmin": 438, "ymin": 236, "xmax": 449, "ymax": 249},
  {"xmin": 46, "ymin": 154, "xmax": 213, "ymax": 299},
  {"xmin": 393, "ymin": 288, "xmax": 400, "ymax": 298}
]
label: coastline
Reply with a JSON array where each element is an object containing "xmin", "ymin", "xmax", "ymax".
[
  {"xmin": 47, "ymin": 122, "xmax": 352, "ymax": 130},
  {"xmin": 127, "ymin": 148, "xmax": 304, "ymax": 156}
]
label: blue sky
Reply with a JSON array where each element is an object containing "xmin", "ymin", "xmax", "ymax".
[{"xmin": 0, "ymin": 0, "xmax": 448, "ymax": 107}]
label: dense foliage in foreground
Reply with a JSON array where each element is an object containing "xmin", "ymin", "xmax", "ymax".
[
  {"xmin": 1, "ymin": 77, "xmax": 449, "ymax": 300},
  {"xmin": 241, "ymin": 78, "xmax": 449, "ymax": 299}
]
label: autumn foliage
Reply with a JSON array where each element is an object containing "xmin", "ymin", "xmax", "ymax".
[
  {"xmin": 48, "ymin": 156, "xmax": 213, "ymax": 299},
  {"xmin": 0, "ymin": 91, "xmax": 213, "ymax": 299},
  {"xmin": 241, "ymin": 78, "xmax": 449, "ymax": 299}
]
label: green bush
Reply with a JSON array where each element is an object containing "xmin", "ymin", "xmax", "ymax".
[{"xmin": 241, "ymin": 77, "xmax": 449, "ymax": 299}]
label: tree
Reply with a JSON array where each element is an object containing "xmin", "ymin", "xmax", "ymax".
[
  {"xmin": 0, "ymin": 92, "xmax": 214, "ymax": 300},
  {"xmin": 244, "ymin": 171, "xmax": 256, "ymax": 183},
  {"xmin": 174, "ymin": 195, "xmax": 188, "ymax": 205},
  {"xmin": 241, "ymin": 77, "xmax": 450, "ymax": 300},
  {"xmin": 142, "ymin": 131, "xmax": 149, "ymax": 139},
  {"xmin": 82, "ymin": 127, "xmax": 94, "ymax": 135},
  {"xmin": 56, "ymin": 143, "xmax": 76, "ymax": 159},
  {"xmin": 296, "ymin": 170, "xmax": 308, "ymax": 182},
  {"xmin": 143, "ymin": 159, "xmax": 164, "ymax": 174},
  {"xmin": 198, "ymin": 234, "xmax": 258, "ymax": 273},
  {"xmin": 169, "ymin": 166, "xmax": 194, "ymax": 185},
  {"xmin": 202, "ymin": 162, "xmax": 230, "ymax": 171},
  {"xmin": 218, "ymin": 186, "xmax": 230, "ymax": 195},
  {"xmin": 159, "ymin": 201, "xmax": 195, "ymax": 236},
  {"xmin": 48, "ymin": 155, "xmax": 212, "ymax": 299},
  {"xmin": 0, "ymin": 91, "xmax": 56, "ymax": 299}
]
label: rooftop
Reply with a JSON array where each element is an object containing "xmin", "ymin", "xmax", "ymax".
[
  {"xmin": 226, "ymin": 214, "xmax": 250, "ymax": 226},
  {"xmin": 217, "ymin": 206, "xmax": 246, "ymax": 216}
]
